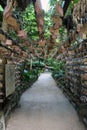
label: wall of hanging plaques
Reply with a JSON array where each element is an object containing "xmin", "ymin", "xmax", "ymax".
[{"xmin": 65, "ymin": 41, "xmax": 87, "ymax": 103}]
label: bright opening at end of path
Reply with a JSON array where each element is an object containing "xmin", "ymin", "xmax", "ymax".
[{"xmin": 40, "ymin": 0, "xmax": 50, "ymax": 11}]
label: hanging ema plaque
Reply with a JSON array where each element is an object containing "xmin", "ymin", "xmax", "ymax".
[{"xmin": 5, "ymin": 64, "xmax": 16, "ymax": 97}]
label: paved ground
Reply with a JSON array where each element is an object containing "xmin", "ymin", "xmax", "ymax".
[{"xmin": 6, "ymin": 73, "xmax": 86, "ymax": 130}]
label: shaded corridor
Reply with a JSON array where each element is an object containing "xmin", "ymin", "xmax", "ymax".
[{"xmin": 7, "ymin": 73, "xmax": 86, "ymax": 130}]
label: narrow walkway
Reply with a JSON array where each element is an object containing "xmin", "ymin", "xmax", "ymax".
[{"xmin": 7, "ymin": 73, "xmax": 86, "ymax": 130}]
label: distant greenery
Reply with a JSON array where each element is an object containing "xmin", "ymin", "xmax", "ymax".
[
  {"xmin": 22, "ymin": 58, "xmax": 66, "ymax": 83},
  {"xmin": 59, "ymin": 26, "xmax": 67, "ymax": 42},
  {"xmin": 44, "ymin": 12, "xmax": 53, "ymax": 39},
  {"xmin": 49, "ymin": 0, "xmax": 62, "ymax": 15},
  {"xmin": 23, "ymin": 4, "xmax": 39, "ymax": 40},
  {"xmin": 7, "ymin": 3, "xmax": 39, "ymax": 41},
  {"xmin": 49, "ymin": 0, "xmax": 80, "ymax": 16},
  {"xmin": 21, "ymin": 59, "xmax": 45, "ymax": 82},
  {"xmin": 46, "ymin": 58, "xmax": 65, "ymax": 85}
]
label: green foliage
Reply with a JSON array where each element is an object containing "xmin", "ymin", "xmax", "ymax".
[
  {"xmin": 44, "ymin": 12, "xmax": 53, "ymax": 39},
  {"xmin": 33, "ymin": 60, "xmax": 45, "ymax": 67},
  {"xmin": 52, "ymin": 64, "xmax": 65, "ymax": 79},
  {"xmin": 22, "ymin": 58, "xmax": 65, "ymax": 83},
  {"xmin": 74, "ymin": 0, "xmax": 79, "ymax": 3},
  {"xmin": 46, "ymin": 58, "xmax": 65, "ymax": 85},
  {"xmin": 23, "ymin": 4, "xmax": 39, "ymax": 40},
  {"xmin": 50, "ymin": 0, "xmax": 57, "ymax": 6},
  {"xmin": 65, "ymin": 0, "xmax": 80, "ymax": 16},
  {"xmin": 0, "ymin": 5, "xmax": 3, "ymax": 23},
  {"xmin": 22, "ymin": 59, "xmax": 45, "ymax": 82},
  {"xmin": 13, "ymin": 8, "xmax": 23, "ymax": 22},
  {"xmin": 59, "ymin": 26, "xmax": 67, "ymax": 42},
  {"xmin": 0, "ymin": 5, "xmax": 3, "ymax": 11},
  {"xmin": 44, "ymin": 1, "xmax": 67, "ymax": 41},
  {"xmin": 23, "ymin": 69, "xmax": 38, "ymax": 82},
  {"xmin": 7, "ymin": 4, "xmax": 39, "ymax": 41},
  {"xmin": 49, "ymin": 0, "xmax": 62, "ymax": 15}
]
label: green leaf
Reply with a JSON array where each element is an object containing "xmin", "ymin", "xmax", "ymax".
[{"xmin": 0, "ymin": 5, "xmax": 3, "ymax": 11}]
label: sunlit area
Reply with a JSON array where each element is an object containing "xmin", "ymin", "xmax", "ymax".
[
  {"xmin": 40, "ymin": 0, "xmax": 50, "ymax": 11},
  {"xmin": 0, "ymin": 5, "xmax": 3, "ymax": 11},
  {"xmin": 0, "ymin": 0, "xmax": 87, "ymax": 130}
]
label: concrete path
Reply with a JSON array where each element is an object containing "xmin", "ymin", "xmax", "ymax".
[{"xmin": 6, "ymin": 73, "xmax": 86, "ymax": 130}]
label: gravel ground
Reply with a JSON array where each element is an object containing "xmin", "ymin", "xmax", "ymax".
[{"xmin": 6, "ymin": 73, "xmax": 86, "ymax": 130}]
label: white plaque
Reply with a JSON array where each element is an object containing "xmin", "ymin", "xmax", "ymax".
[{"xmin": 5, "ymin": 64, "xmax": 15, "ymax": 97}]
